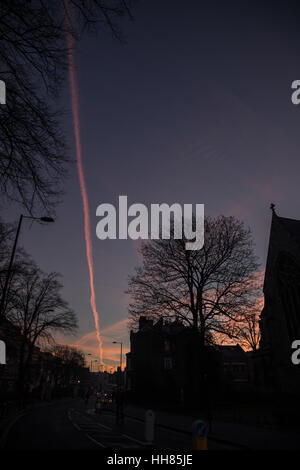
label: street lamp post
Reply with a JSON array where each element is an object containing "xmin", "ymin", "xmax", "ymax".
[
  {"xmin": 0, "ymin": 214, "xmax": 54, "ymax": 318},
  {"xmin": 87, "ymin": 354, "xmax": 99, "ymax": 372},
  {"xmin": 112, "ymin": 341, "xmax": 124, "ymax": 423},
  {"xmin": 112, "ymin": 341, "xmax": 123, "ymax": 371}
]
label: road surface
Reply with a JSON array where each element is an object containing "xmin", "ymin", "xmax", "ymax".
[{"xmin": 2, "ymin": 398, "xmax": 238, "ymax": 450}]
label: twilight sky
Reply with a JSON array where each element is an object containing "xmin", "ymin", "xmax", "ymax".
[{"xmin": 4, "ymin": 0, "xmax": 300, "ymax": 368}]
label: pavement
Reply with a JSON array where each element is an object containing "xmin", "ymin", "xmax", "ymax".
[{"xmin": 124, "ymin": 403, "xmax": 300, "ymax": 450}]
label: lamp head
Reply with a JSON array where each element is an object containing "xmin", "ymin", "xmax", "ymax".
[{"xmin": 40, "ymin": 217, "xmax": 55, "ymax": 223}]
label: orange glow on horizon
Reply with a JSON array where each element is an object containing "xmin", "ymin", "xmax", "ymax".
[{"xmin": 70, "ymin": 319, "xmax": 130, "ymax": 369}]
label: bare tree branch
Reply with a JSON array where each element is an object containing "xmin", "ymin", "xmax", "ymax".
[
  {"xmin": 127, "ymin": 215, "xmax": 261, "ymax": 348},
  {"xmin": 0, "ymin": 0, "xmax": 134, "ymax": 213}
]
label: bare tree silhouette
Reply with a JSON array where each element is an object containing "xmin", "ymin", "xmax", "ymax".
[
  {"xmin": 0, "ymin": 0, "xmax": 133, "ymax": 213},
  {"xmin": 236, "ymin": 309, "xmax": 261, "ymax": 351},
  {"xmin": 127, "ymin": 215, "xmax": 260, "ymax": 349},
  {"xmin": 51, "ymin": 344, "xmax": 85, "ymax": 387},
  {"xmin": 6, "ymin": 260, "xmax": 77, "ymax": 393}
]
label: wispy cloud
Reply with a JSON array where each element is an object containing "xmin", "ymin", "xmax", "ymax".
[{"xmin": 70, "ymin": 318, "xmax": 130, "ymax": 369}]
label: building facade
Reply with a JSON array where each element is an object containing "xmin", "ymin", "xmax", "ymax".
[
  {"xmin": 256, "ymin": 207, "xmax": 300, "ymax": 394},
  {"xmin": 126, "ymin": 316, "xmax": 248, "ymax": 404}
]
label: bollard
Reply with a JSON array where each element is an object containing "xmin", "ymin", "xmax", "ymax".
[
  {"xmin": 145, "ymin": 409, "xmax": 155, "ymax": 445},
  {"xmin": 193, "ymin": 420, "xmax": 208, "ymax": 450}
]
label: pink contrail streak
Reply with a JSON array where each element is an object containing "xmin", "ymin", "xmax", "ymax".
[{"xmin": 65, "ymin": 5, "xmax": 103, "ymax": 365}]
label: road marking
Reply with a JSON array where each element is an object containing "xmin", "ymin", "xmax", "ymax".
[
  {"xmin": 73, "ymin": 410, "xmax": 144, "ymax": 447},
  {"xmin": 95, "ymin": 421, "xmax": 111, "ymax": 431},
  {"xmin": 93, "ymin": 419, "xmax": 144, "ymax": 446},
  {"xmin": 0, "ymin": 410, "xmax": 28, "ymax": 449},
  {"xmin": 121, "ymin": 433, "xmax": 144, "ymax": 445},
  {"xmin": 85, "ymin": 433, "xmax": 106, "ymax": 448},
  {"xmin": 67, "ymin": 410, "xmax": 81, "ymax": 431},
  {"xmin": 68, "ymin": 410, "xmax": 107, "ymax": 448}
]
